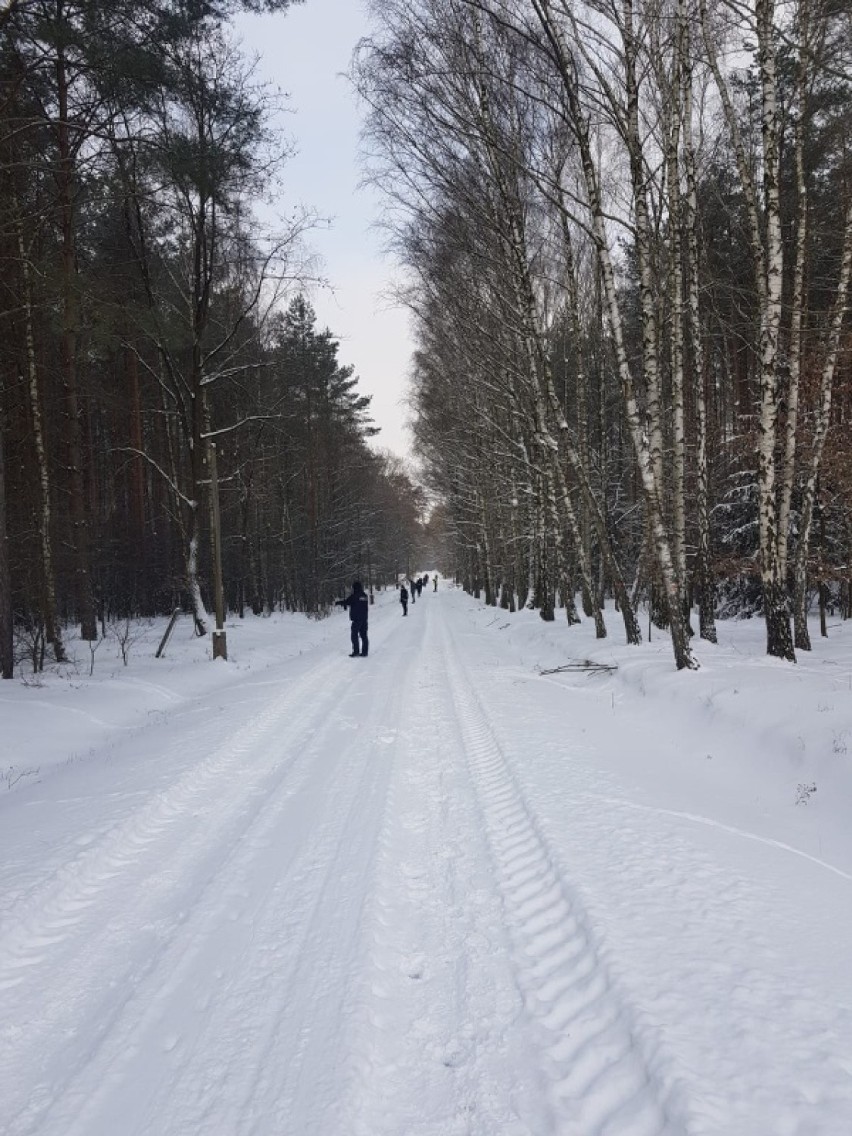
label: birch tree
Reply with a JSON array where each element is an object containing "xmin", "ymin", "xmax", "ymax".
[{"xmin": 512, "ymin": 0, "xmax": 698, "ymax": 666}]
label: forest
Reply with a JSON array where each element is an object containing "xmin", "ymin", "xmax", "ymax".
[
  {"xmin": 0, "ymin": 0, "xmax": 424, "ymax": 678},
  {"xmin": 1, "ymin": 0, "xmax": 850, "ymax": 677},
  {"xmin": 356, "ymin": 0, "xmax": 851, "ymax": 670}
]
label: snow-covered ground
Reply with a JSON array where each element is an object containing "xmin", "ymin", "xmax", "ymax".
[{"xmin": 1, "ymin": 585, "xmax": 851, "ymax": 1136}]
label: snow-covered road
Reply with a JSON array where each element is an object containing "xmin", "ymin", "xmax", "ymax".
[{"xmin": 2, "ymin": 588, "xmax": 851, "ymax": 1135}]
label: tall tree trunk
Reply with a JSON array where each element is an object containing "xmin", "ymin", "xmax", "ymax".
[
  {"xmin": 792, "ymin": 200, "xmax": 852, "ymax": 649},
  {"xmin": 237, "ymin": 476, "xmax": 252, "ymax": 618},
  {"xmin": 754, "ymin": 0, "xmax": 794, "ymax": 659},
  {"xmin": 558, "ymin": 202, "xmax": 593, "ymax": 616},
  {"xmin": 777, "ymin": 8, "xmax": 810, "ymax": 585},
  {"xmin": 0, "ymin": 389, "xmax": 12, "ymax": 679},
  {"xmin": 126, "ymin": 341, "xmax": 147, "ymax": 552},
  {"xmin": 554, "ymin": 197, "xmax": 640, "ymax": 642},
  {"xmin": 18, "ymin": 219, "xmax": 65, "ymax": 661},
  {"xmin": 542, "ymin": 458, "xmax": 585, "ymax": 627},
  {"xmin": 665, "ymin": 43, "xmax": 689, "ymax": 620},
  {"xmin": 554, "ymin": 206, "xmax": 640, "ymax": 649},
  {"xmin": 539, "ymin": 413, "xmax": 605, "ymax": 634},
  {"xmin": 621, "ymin": 0, "xmax": 665, "ymax": 508},
  {"xmin": 682, "ymin": 13, "xmax": 717, "ymax": 643},
  {"xmin": 56, "ymin": 20, "xmax": 97, "ymax": 641},
  {"xmin": 700, "ymin": 0, "xmax": 793, "ymax": 659},
  {"xmin": 477, "ymin": 487, "xmax": 495, "ymax": 606},
  {"xmin": 186, "ymin": 385, "xmax": 209, "ymax": 634},
  {"xmin": 536, "ymin": 492, "xmax": 555, "ymax": 621},
  {"xmin": 510, "ymin": 470, "xmax": 526, "ymax": 610},
  {"xmin": 524, "ymin": 525, "xmax": 537, "ymax": 611}
]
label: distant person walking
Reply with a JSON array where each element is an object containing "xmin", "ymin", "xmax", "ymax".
[
  {"xmin": 337, "ymin": 580, "xmax": 369, "ymax": 657},
  {"xmin": 400, "ymin": 584, "xmax": 408, "ymax": 616},
  {"xmin": 433, "ymin": 573, "xmax": 438, "ymax": 591},
  {"xmin": 408, "ymin": 578, "xmax": 416, "ymax": 604},
  {"xmin": 416, "ymin": 578, "xmax": 423, "ymax": 598}
]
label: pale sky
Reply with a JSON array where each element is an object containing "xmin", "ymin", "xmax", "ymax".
[{"xmin": 235, "ymin": 0, "xmax": 414, "ymax": 460}]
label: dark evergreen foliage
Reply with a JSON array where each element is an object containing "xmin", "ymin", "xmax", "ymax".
[{"xmin": 0, "ymin": 0, "xmax": 421, "ymax": 672}]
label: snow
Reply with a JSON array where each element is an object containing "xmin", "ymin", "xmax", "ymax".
[{"xmin": 1, "ymin": 587, "xmax": 851, "ymax": 1135}]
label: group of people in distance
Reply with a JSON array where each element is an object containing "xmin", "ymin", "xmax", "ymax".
[
  {"xmin": 399, "ymin": 573, "xmax": 436, "ymax": 615},
  {"xmin": 336, "ymin": 573, "xmax": 440, "ymax": 656}
]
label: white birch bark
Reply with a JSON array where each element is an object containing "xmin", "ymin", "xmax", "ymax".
[
  {"xmin": 681, "ymin": 18, "xmax": 717, "ymax": 642},
  {"xmin": 755, "ymin": 0, "xmax": 794, "ymax": 659},
  {"xmin": 478, "ymin": 485, "xmax": 496, "ymax": 606},
  {"xmin": 699, "ymin": 0, "xmax": 793, "ymax": 659},
  {"xmin": 664, "ymin": 36, "xmax": 688, "ymax": 609},
  {"xmin": 526, "ymin": 492, "xmax": 538, "ymax": 609},
  {"xmin": 558, "ymin": 203, "xmax": 593, "ymax": 614},
  {"xmin": 777, "ymin": 1, "xmax": 811, "ymax": 582},
  {"xmin": 509, "ymin": 470, "xmax": 525, "ymax": 609},
  {"xmin": 555, "ymin": 189, "xmax": 642, "ymax": 643},
  {"xmin": 186, "ymin": 533, "xmax": 209, "ymax": 635},
  {"xmin": 531, "ymin": 0, "xmax": 697, "ymax": 668},
  {"xmin": 467, "ymin": 22, "xmax": 605, "ymax": 635},
  {"xmin": 621, "ymin": 0, "xmax": 666, "ymax": 506}
]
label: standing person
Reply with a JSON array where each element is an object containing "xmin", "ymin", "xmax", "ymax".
[
  {"xmin": 416, "ymin": 578, "xmax": 423, "ymax": 598},
  {"xmin": 433, "ymin": 573, "xmax": 438, "ymax": 591},
  {"xmin": 400, "ymin": 583, "xmax": 408, "ymax": 616},
  {"xmin": 337, "ymin": 580, "xmax": 369, "ymax": 656},
  {"xmin": 408, "ymin": 577, "xmax": 416, "ymax": 604}
]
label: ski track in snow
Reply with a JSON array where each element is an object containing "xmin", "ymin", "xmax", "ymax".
[
  {"xmin": 588, "ymin": 796, "xmax": 852, "ymax": 883},
  {"xmin": 0, "ymin": 637, "xmax": 407, "ymax": 1136},
  {"xmin": 3, "ymin": 593, "xmax": 852, "ymax": 1135},
  {"xmin": 342, "ymin": 610, "xmax": 547, "ymax": 1135}
]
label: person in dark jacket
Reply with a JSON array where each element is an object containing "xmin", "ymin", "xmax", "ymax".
[
  {"xmin": 400, "ymin": 584, "xmax": 408, "ymax": 615},
  {"xmin": 337, "ymin": 580, "xmax": 369, "ymax": 656},
  {"xmin": 416, "ymin": 577, "xmax": 423, "ymax": 598}
]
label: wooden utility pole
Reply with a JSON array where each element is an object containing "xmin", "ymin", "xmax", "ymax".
[{"xmin": 208, "ymin": 441, "xmax": 227, "ymax": 660}]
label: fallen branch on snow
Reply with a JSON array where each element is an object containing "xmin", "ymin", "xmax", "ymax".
[{"xmin": 537, "ymin": 660, "xmax": 617, "ymax": 675}]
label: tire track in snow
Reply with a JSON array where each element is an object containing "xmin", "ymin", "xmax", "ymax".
[
  {"xmin": 439, "ymin": 619, "xmax": 692, "ymax": 1136},
  {"xmin": 340, "ymin": 607, "xmax": 549, "ymax": 1135}
]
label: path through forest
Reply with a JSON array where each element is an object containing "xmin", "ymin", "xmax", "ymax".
[{"xmin": 2, "ymin": 587, "xmax": 851, "ymax": 1135}]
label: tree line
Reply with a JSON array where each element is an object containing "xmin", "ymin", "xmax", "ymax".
[
  {"xmin": 355, "ymin": 0, "xmax": 851, "ymax": 669},
  {"xmin": 0, "ymin": 0, "xmax": 424, "ymax": 678}
]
